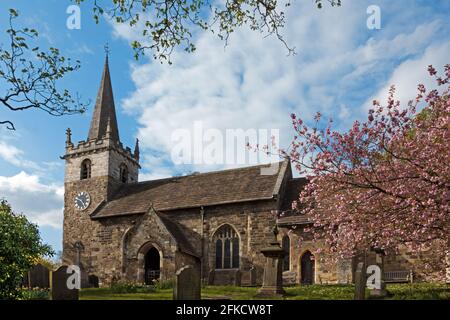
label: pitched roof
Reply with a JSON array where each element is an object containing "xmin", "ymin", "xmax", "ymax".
[
  {"xmin": 88, "ymin": 56, "xmax": 120, "ymax": 142},
  {"xmin": 91, "ymin": 161, "xmax": 288, "ymax": 219},
  {"xmin": 277, "ymin": 177, "xmax": 312, "ymax": 226},
  {"xmin": 156, "ymin": 212, "xmax": 199, "ymax": 257},
  {"xmin": 280, "ymin": 177, "xmax": 308, "ymax": 211}
]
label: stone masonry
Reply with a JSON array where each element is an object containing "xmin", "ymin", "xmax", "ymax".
[{"xmin": 61, "ymin": 54, "xmax": 446, "ymax": 288}]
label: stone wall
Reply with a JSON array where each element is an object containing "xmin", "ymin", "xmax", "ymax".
[
  {"xmin": 162, "ymin": 200, "xmax": 279, "ymax": 285},
  {"xmin": 64, "ymin": 151, "xmax": 110, "ymax": 183},
  {"xmin": 63, "ymin": 177, "xmax": 134, "ymax": 286},
  {"xmin": 124, "ymin": 211, "xmax": 178, "ymax": 283},
  {"xmin": 108, "ymin": 148, "xmax": 139, "ymax": 184},
  {"xmin": 279, "ymin": 225, "xmax": 448, "ymax": 285},
  {"xmin": 278, "ymin": 227, "xmax": 353, "ymax": 285}
]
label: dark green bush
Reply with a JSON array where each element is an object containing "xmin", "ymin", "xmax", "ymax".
[
  {"xmin": 110, "ymin": 280, "xmax": 156, "ymax": 294},
  {"xmin": 20, "ymin": 288, "xmax": 49, "ymax": 300}
]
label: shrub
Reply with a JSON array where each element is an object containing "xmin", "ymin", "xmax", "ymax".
[
  {"xmin": 110, "ymin": 280, "xmax": 156, "ymax": 294},
  {"xmin": 153, "ymin": 279, "xmax": 174, "ymax": 290},
  {"xmin": 110, "ymin": 280, "xmax": 140, "ymax": 293},
  {"xmin": 20, "ymin": 288, "xmax": 49, "ymax": 300},
  {"xmin": 0, "ymin": 200, "xmax": 54, "ymax": 299}
]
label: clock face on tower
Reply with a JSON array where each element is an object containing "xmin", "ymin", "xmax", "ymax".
[{"xmin": 74, "ymin": 191, "xmax": 91, "ymax": 211}]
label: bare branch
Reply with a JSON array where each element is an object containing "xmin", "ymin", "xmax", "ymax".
[
  {"xmin": 0, "ymin": 8, "xmax": 88, "ymax": 130},
  {"xmin": 75, "ymin": 0, "xmax": 341, "ymax": 63}
]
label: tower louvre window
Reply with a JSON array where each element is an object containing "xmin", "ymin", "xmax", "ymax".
[
  {"xmin": 120, "ymin": 163, "xmax": 129, "ymax": 183},
  {"xmin": 80, "ymin": 159, "xmax": 91, "ymax": 180}
]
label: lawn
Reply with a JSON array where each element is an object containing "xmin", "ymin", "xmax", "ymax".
[{"xmin": 78, "ymin": 283, "xmax": 450, "ymax": 300}]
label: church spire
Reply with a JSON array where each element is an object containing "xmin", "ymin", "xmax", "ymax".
[{"xmin": 87, "ymin": 53, "xmax": 120, "ymax": 142}]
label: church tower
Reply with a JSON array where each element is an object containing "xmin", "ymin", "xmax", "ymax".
[{"xmin": 61, "ymin": 55, "xmax": 140, "ymax": 269}]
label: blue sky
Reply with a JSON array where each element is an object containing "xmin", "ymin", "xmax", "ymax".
[{"xmin": 0, "ymin": 0, "xmax": 449, "ymax": 255}]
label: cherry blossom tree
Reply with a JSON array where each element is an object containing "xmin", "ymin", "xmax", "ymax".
[{"xmin": 287, "ymin": 65, "xmax": 449, "ymax": 280}]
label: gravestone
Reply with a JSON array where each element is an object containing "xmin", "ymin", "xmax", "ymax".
[
  {"xmin": 369, "ymin": 251, "xmax": 387, "ymax": 297},
  {"xmin": 24, "ymin": 263, "xmax": 50, "ymax": 288},
  {"xmin": 173, "ymin": 265, "xmax": 201, "ymax": 300},
  {"xmin": 256, "ymin": 226, "xmax": 285, "ymax": 297},
  {"xmin": 79, "ymin": 265, "xmax": 90, "ymax": 288},
  {"xmin": 337, "ymin": 258, "xmax": 353, "ymax": 284},
  {"xmin": 51, "ymin": 266, "xmax": 79, "ymax": 300},
  {"xmin": 446, "ymin": 253, "xmax": 450, "ymax": 284},
  {"xmin": 207, "ymin": 269, "xmax": 215, "ymax": 285},
  {"xmin": 233, "ymin": 270, "xmax": 241, "ymax": 286},
  {"xmin": 88, "ymin": 275, "xmax": 99, "ymax": 288},
  {"xmin": 354, "ymin": 262, "xmax": 366, "ymax": 300},
  {"xmin": 249, "ymin": 266, "xmax": 257, "ymax": 286}
]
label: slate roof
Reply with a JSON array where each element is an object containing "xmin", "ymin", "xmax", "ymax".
[
  {"xmin": 277, "ymin": 177, "xmax": 312, "ymax": 226},
  {"xmin": 156, "ymin": 211, "xmax": 199, "ymax": 257},
  {"xmin": 91, "ymin": 161, "xmax": 289, "ymax": 219},
  {"xmin": 280, "ymin": 177, "xmax": 308, "ymax": 211}
]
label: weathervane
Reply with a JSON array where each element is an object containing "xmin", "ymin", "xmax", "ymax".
[{"xmin": 104, "ymin": 42, "xmax": 110, "ymax": 57}]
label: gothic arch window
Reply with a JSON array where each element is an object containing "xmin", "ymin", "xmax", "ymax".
[
  {"xmin": 282, "ymin": 235, "xmax": 290, "ymax": 271},
  {"xmin": 120, "ymin": 163, "xmax": 128, "ymax": 183},
  {"xmin": 80, "ymin": 159, "xmax": 91, "ymax": 180},
  {"xmin": 214, "ymin": 224, "xmax": 239, "ymax": 269}
]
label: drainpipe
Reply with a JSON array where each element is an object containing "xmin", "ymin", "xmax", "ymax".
[{"xmin": 200, "ymin": 206, "xmax": 205, "ymax": 282}]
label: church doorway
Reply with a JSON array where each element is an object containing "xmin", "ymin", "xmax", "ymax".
[
  {"xmin": 144, "ymin": 247, "xmax": 160, "ymax": 285},
  {"xmin": 300, "ymin": 251, "xmax": 315, "ymax": 285}
]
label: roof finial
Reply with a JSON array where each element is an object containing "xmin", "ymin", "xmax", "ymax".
[
  {"xmin": 134, "ymin": 138, "xmax": 140, "ymax": 161},
  {"xmin": 104, "ymin": 42, "xmax": 110, "ymax": 58},
  {"xmin": 65, "ymin": 128, "xmax": 72, "ymax": 146}
]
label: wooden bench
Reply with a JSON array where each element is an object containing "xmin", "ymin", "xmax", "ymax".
[{"xmin": 384, "ymin": 270, "xmax": 413, "ymax": 283}]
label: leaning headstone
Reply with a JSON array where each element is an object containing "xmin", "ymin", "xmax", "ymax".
[
  {"xmin": 173, "ymin": 265, "xmax": 201, "ymax": 300},
  {"xmin": 354, "ymin": 262, "xmax": 366, "ymax": 300},
  {"xmin": 29, "ymin": 263, "xmax": 50, "ymax": 288},
  {"xmin": 51, "ymin": 265, "xmax": 79, "ymax": 300}
]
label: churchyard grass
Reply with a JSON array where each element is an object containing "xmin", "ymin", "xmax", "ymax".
[
  {"xmin": 18, "ymin": 283, "xmax": 449, "ymax": 300},
  {"xmin": 77, "ymin": 283, "xmax": 449, "ymax": 300}
]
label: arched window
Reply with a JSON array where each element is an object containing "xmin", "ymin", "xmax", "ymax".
[
  {"xmin": 282, "ymin": 235, "xmax": 290, "ymax": 271},
  {"xmin": 214, "ymin": 225, "xmax": 239, "ymax": 269},
  {"xmin": 80, "ymin": 159, "xmax": 91, "ymax": 180},
  {"xmin": 120, "ymin": 164, "xmax": 128, "ymax": 183}
]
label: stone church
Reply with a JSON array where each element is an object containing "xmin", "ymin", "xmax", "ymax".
[{"xmin": 62, "ymin": 56, "xmax": 444, "ymax": 288}]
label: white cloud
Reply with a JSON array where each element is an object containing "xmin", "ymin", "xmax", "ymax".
[
  {"xmin": 109, "ymin": 0, "xmax": 449, "ymax": 176},
  {"xmin": 0, "ymin": 171, "xmax": 63, "ymax": 229},
  {"xmin": 0, "ymin": 140, "xmax": 41, "ymax": 170},
  {"xmin": 365, "ymin": 41, "xmax": 450, "ymax": 109},
  {"xmin": 0, "ymin": 141, "xmax": 23, "ymax": 166},
  {"xmin": 0, "ymin": 138, "xmax": 65, "ymax": 174}
]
